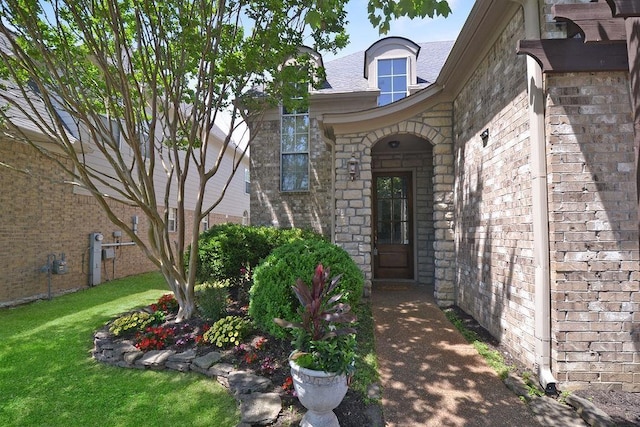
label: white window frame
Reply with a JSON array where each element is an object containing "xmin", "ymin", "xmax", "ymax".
[
  {"xmin": 168, "ymin": 207, "xmax": 177, "ymax": 232},
  {"xmin": 377, "ymin": 57, "xmax": 409, "ymax": 106},
  {"xmin": 280, "ymin": 102, "xmax": 310, "ymax": 192},
  {"xmin": 244, "ymin": 168, "xmax": 251, "ymax": 194},
  {"xmin": 201, "ymin": 214, "xmax": 209, "ymax": 231}
]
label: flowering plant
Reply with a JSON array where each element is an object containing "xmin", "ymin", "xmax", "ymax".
[
  {"xmin": 151, "ymin": 294, "xmax": 180, "ymax": 313},
  {"xmin": 135, "ymin": 325, "xmax": 175, "ymax": 351},
  {"xmin": 274, "ymin": 264, "xmax": 357, "ymax": 375},
  {"xmin": 151, "ymin": 293, "xmax": 179, "ymax": 314}
]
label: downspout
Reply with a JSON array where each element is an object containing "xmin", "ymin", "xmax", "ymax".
[{"xmin": 519, "ymin": 0, "xmax": 558, "ymax": 394}]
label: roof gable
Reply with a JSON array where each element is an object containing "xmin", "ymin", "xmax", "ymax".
[{"xmin": 316, "ymin": 39, "xmax": 454, "ymax": 94}]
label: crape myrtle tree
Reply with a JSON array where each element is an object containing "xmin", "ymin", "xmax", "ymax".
[{"xmin": 0, "ymin": 0, "xmax": 450, "ymax": 320}]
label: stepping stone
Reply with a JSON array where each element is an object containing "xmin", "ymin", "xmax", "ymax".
[
  {"xmin": 193, "ymin": 351, "xmax": 222, "ymax": 370},
  {"xmin": 238, "ymin": 392, "xmax": 282, "ymax": 425},
  {"xmin": 136, "ymin": 350, "xmax": 175, "ymax": 368},
  {"xmin": 123, "ymin": 350, "xmax": 144, "ymax": 364},
  {"xmin": 228, "ymin": 371, "xmax": 272, "ymax": 394},
  {"xmin": 210, "ymin": 362, "xmax": 235, "ymax": 377},
  {"xmin": 168, "ymin": 349, "xmax": 197, "ymax": 363}
]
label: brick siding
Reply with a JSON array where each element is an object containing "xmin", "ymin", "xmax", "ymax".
[
  {"xmin": 250, "ymin": 117, "xmax": 332, "ymax": 235},
  {"xmin": 453, "ymin": 9, "xmax": 539, "ymax": 368},
  {"xmin": 546, "ymin": 71, "xmax": 640, "ymax": 391},
  {"xmin": 0, "ymin": 141, "xmax": 243, "ymax": 306}
]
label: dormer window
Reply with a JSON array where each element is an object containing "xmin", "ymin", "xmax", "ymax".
[
  {"xmin": 364, "ymin": 37, "xmax": 421, "ymax": 106},
  {"xmin": 377, "ymin": 58, "xmax": 408, "ymax": 106}
]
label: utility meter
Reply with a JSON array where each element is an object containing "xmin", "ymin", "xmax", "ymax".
[{"xmin": 52, "ymin": 258, "xmax": 67, "ymax": 274}]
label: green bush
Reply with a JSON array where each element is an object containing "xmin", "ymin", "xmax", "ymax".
[
  {"xmin": 195, "ymin": 283, "xmax": 229, "ymax": 321},
  {"xmin": 202, "ymin": 315, "xmax": 252, "ymax": 348},
  {"xmin": 249, "ymin": 239, "xmax": 364, "ymax": 339},
  {"xmin": 191, "ymin": 224, "xmax": 325, "ymax": 286},
  {"xmin": 108, "ymin": 311, "xmax": 156, "ymax": 337}
]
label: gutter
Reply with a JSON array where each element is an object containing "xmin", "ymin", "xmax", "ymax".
[{"xmin": 517, "ymin": 0, "xmax": 558, "ymax": 394}]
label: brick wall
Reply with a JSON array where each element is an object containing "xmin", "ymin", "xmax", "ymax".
[
  {"xmin": 0, "ymin": 141, "xmax": 243, "ymax": 306},
  {"xmin": 453, "ymin": 9, "xmax": 539, "ymax": 368},
  {"xmin": 250, "ymin": 116, "xmax": 332, "ymax": 236},
  {"xmin": 546, "ymin": 72, "xmax": 640, "ymax": 391}
]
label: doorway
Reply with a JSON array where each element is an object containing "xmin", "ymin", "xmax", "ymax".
[{"xmin": 373, "ymin": 172, "xmax": 413, "ymax": 279}]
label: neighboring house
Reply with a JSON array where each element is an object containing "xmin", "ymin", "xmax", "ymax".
[
  {"xmin": 0, "ymin": 80, "xmax": 250, "ymax": 307},
  {"xmin": 250, "ymin": 0, "xmax": 639, "ymax": 392}
]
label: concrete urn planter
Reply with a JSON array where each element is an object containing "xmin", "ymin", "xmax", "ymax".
[{"xmin": 289, "ymin": 359, "xmax": 348, "ymax": 427}]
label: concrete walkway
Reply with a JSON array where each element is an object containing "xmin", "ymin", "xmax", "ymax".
[{"xmin": 371, "ymin": 284, "xmax": 541, "ymax": 426}]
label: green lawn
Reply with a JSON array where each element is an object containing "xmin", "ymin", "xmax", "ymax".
[{"xmin": 0, "ymin": 272, "xmax": 239, "ymax": 427}]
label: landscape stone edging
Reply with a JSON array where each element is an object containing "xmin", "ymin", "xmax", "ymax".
[
  {"xmin": 503, "ymin": 374, "xmax": 616, "ymax": 427},
  {"xmin": 92, "ymin": 330, "xmax": 282, "ymax": 426}
]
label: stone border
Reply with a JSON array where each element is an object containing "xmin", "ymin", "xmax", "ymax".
[
  {"xmin": 503, "ymin": 375, "xmax": 616, "ymax": 427},
  {"xmin": 92, "ymin": 330, "xmax": 282, "ymax": 426}
]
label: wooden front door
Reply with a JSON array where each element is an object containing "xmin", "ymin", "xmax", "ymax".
[{"xmin": 373, "ymin": 172, "xmax": 413, "ymax": 279}]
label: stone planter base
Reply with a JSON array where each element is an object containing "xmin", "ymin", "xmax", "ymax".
[{"xmin": 289, "ymin": 359, "xmax": 348, "ymax": 427}]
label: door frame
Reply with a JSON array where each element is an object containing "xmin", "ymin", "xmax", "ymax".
[{"xmin": 372, "ymin": 170, "xmax": 415, "ymax": 280}]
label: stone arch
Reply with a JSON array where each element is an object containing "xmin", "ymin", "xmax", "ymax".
[
  {"xmin": 365, "ymin": 118, "xmax": 454, "ymax": 304},
  {"xmin": 331, "ymin": 113, "xmax": 456, "ymax": 304},
  {"xmin": 361, "ymin": 120, "xmax": 449, "ymax": 150}
]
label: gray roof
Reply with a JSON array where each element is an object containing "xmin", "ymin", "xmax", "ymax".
[{"xmin": 318, "ymin": 40, "xmax": 455, "ymax": 94}]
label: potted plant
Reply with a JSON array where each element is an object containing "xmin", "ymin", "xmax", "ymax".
[{"xmin": 274, "ymin": 263, "xmax": 357, "ymax": 427}]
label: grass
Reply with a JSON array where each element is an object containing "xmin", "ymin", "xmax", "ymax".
[
  {"xmin": 351, "ymin": 300, "xmax": 381, "ymax": 403},
  {"xmin": 443, "ymin": 308, "xmax": 512, "ymax": 380},
  {"xmin": 0, "ymin": 272, "xmax": 239, "ymax": 427}
]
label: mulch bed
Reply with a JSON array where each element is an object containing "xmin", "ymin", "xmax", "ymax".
[
  {"xmin": 447, "ymin": 306, "xmax": 640, "ymax": 427},
  {"xmin": 101, "ymin": 295, "xmax": 377, "ymax": 427}
]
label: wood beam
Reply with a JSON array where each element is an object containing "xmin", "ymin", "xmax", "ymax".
[
  {"xmin": 623, "ymin": 17, "xmax": 640, "ymax": 242},
  {"xmin": 516, "ymin": 39, "xmax": 628, "ymax": 73},
  {"xmin": 606, "ymin": 0, "xmax": 640, "ymax": 18},
  {"xmin": 552, "ymin": 3, "xmax": 626, "ymax": 42}
]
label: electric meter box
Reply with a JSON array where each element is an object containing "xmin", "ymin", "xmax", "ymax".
[
  {"xmin": 102, "ymin": 248, "xmax": 116, "ymax": 260},
  {"xmin": 52, "ymin": 259, "xmax": 67, "ymax": 274}
]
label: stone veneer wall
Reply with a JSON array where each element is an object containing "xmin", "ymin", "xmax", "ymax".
[
  {"xmin": 545, "ymin": 72, "xmax": 640, "ymax": 391},
  {"xmin": 453, "ymin": 9, "xmax": 539, "ymax": 368},
  {"xmin": 0, "ymin": 141, "xmax": 242, "ymax": 307},
  {"xmin": 333, "ymin": 104, "xmax": 455, "ymax": 299},
  {"xmin": 250, "ymin": 116, "xmax": 332, "ymax": 236},
  {"xmin": 372, "ymin": 147, "xmax": 435, "ymax": 286}
]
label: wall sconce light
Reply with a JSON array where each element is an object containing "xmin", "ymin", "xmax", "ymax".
[
  {"xmin": 348, "ymin": 154, "xmax": 359, "ymax": 181},
  {"xmin": 480, "ymin": 129, "xmax": 489, "ymax": 147},
  {"xmin": 388, "ymin": 140, "xmax": 400, "ymax": 149}
]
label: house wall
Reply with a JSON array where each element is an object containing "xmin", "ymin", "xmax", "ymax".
[
  {"xmin": 0, "ymin": 140, "xmax": 245, "ymax": 307},
  {"xmin": 250, "ymin": 114, "xmax": 333, "ymax": 235},
  {"xmin": 332, "ymin": 105, "xmax": 455, "ymax": 297},
  {"xmin": 453, "ymin": 8, "xmax": 538, "ymax": 368},
  {"xmin": 373, "ymin": 148, "xmax": 436, "ymax": 285},
  {"xmin": 545, "ymin": 72, "xmax": 640, "ymax": 391},
  {"xmin": 453, "ymin": 2, "xmax": 640, "ymax": 390}
]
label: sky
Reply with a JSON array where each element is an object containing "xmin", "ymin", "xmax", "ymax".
[{"xmin": 320, "ymin": 0, "xmax": 475, "ymax": 61}]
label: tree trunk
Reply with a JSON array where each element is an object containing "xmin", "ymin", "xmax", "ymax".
[{"xmin": 161, "ymin": 268, "xmax": 196, "ymax": 322}]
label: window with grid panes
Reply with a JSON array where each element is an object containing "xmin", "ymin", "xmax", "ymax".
[
  {"xmin": 377, "ymin": 58, "xmax": 408, "ymax": 106},
  {"xmin": 281, "ymin": 95, "xmax": 309, "ymax": 191}
]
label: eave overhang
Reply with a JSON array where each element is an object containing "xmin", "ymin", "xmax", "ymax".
[{"xmin": 317, "ymin": 83, "xmax": 445, "ymax": 138}]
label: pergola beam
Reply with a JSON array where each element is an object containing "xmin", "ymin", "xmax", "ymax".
[
  {"xmin": 516, "ymin": 39, "xmax": 628, "ymax": 73},
  {"xmin": 552, "ymin": 2, "xmax": 626, "ymax": 42}
]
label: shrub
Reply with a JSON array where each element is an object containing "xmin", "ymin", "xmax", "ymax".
[
  {"xmin": 191, "ymin": 224, "xmax": 325, "ymax": 286},
  {"xmin": 135, "ymin": 325, "xmax": 175, "ymax": 351},
  {"xmin": 151, "ymin": 293, "xmax": 179, "ymax": 314},
  {"xmin": 201, "ymin": 315, "xmax": 252, "ymax": 348},
  {"xmin": 195, "ymin": 283, "xmax": 229, "ymax": 321},
  {"xmin": 249, "ymin": 239, "xmax": 364, "ymax": 339},
  {"xmin": 109, "ymin": 311, "xmax": 156, "ymax": 337}
]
